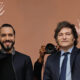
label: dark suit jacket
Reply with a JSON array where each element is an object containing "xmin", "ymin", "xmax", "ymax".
[
  {"xmin": 43, "ymin": 46, "xmax": 80, "ymax": 80},
  {"xmin": 34, "ymin": 59, "xmax": 43, "ymax": 80},
  {"xmin": 0, "ymin": 51, "xmax": 33, "ymax": 80}
]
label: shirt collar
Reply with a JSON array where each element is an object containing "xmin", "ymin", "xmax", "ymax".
[
  {"xmin": 1, "ymin": 48, "xmax": 15, "ymax": 55},
  {"xmin": 61, "ymin": 46, "xmax": 74, "ymax": 56}
]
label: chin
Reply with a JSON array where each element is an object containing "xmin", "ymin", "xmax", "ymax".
[
  {"xmin": 60, "ymin": 43, "xmax": 70, "ymax": 46},
  {"xmin": 62, "ymin": 45, "xmax": 73, "ymax": 48}
]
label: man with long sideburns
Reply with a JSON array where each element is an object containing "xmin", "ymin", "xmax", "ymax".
[{"xmin": 43, "ymin": 21, "xmax": 80, "ymax": 80}]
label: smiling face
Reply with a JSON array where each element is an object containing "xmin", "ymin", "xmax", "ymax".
[
  {"xmin": 0, "ymin": 27, "xmax": 15, "ymax": 52},
  {"xmin": 57, "ymin": 27, "xmax": 75, "ymax": 50}
]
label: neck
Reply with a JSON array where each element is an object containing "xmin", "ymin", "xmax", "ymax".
[
  {"xmin": 6, "ymin": 50, "xmax": 12, "ymax": 54},
  {"xmin": 60, "ymin": 45, "xmax": 74, "ymax": 52},
  {"xmin": 2, "ymin": 48, "xmax": 13, "ymax": 54}
]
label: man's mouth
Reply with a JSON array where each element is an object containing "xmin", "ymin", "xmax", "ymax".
[
  {"xmin": 5, "ymin": 42, "xmax": 11, "ymax": 44},
  {"xmin": 3, "ymin": 41, "xmax": 12, "ymax": 46},
  {"xmin": 61, "ymin": 41, "xmax": 68, "ymax": 42}
]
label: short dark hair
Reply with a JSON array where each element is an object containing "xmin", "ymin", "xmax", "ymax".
[
  {"xmin": 54, "ymin": 21, "xmax": 78, "ymax": 46},
  {"xmin": 0, "ymin": 24, "xmax": 15, "ymax": 35}
]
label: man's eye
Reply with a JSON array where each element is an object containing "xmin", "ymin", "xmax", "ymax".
[
  {"xmin": 9, "ymin": 34, "xmax": 13, "ymax": 36},
  {"xmin": 58, "ymin": 34, "xmax": 63, "ymax": 36},
  {"xmin": 1, "ymin": 34, "xmax": 6, "ymax": 37},
  {"xmin": 66, "ymin": 33, "xmax": 71, "ymax": 35}
]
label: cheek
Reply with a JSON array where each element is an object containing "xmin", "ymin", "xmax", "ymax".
[
  {"xmin": 11, "ymin": 38, "xmax": 15, "ymax": 41},
  {"xmin": 69, "ymin": 36, "xmax": 75, "ymax": 41},
  {"xmin": 56, "ymin": 39, "xmax": 61, "ymax": 45},
  {"xmin": 57, "ymin": 38, "xmax": 62, "ymax": 43},
  {"xmin": 0, "ymin": 38, "xmax": 5, "ymax": 42},
  {"xmin": 71, "ymin": 38, "xmax": 75, "ymax": 43},
  {"xmin": 10, "ymin": 37, "xmax": 15, "ymax": 41}
]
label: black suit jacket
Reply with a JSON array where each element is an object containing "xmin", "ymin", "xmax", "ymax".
[
  {"xmin": 43, "ymin": 46, "xmax": 80, "ymax": 80},
  {"xmin": 0, "ymin": 51, "xmax": 33, "ymax": 80}
]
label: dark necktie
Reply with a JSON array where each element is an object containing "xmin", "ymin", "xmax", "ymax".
[{"xmin": 59, "ymin": 52, "xmax": 69, "ymax": 80}]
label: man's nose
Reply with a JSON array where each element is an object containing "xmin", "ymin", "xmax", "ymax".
[
  {"xmin": 5, "ymin": 35, "xmax": 9, "ymax": 40},
  {"xmin": 63, "ymin": 34, "xmax": 66, "ymax": 39}
]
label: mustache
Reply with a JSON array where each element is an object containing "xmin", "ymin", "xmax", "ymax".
[{"xmin": 3, "ymin": 40, "xmax": 13, "ymax": 43}]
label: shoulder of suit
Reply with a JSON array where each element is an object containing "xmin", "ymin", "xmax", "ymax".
[
  {"xmin": 15, "ymin": 50, "xmax": 31, "ymax": 59},
  {"xmin": 46, "ymin": 52, "xmax": 58, "ymax": 60},
  {"xmin": 74, "ymin": 47, "xmax": 80, "ymax": 52}
]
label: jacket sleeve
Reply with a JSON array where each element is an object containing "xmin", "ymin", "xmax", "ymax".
[
  {"xmin": 43, "ymin": 57, "xmax": 51, "ymax": 80},
  {"xmin": 24, "ymin": 56, "xmax": 33, "ymax": 80}
]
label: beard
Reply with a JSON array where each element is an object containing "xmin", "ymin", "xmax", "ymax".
[{"xmin": 0, "ymin": 40, "xmax": 15, "ymax": 52}]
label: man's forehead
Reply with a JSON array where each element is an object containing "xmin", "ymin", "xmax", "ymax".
[
  {"xmin": 59, "ymin": 27, "xmax": 72, "ymax": 33},
  {"xmin": 0, "ymin": 27, "xmax": 13, "ymax": 33},
  {"xmin": 1, "ymin": 27, "xmax": 13, "ymax": 30}
]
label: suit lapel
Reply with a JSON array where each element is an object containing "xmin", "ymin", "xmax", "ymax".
[
  {"xmin": 54, "ymin": 51, "xmax": 61, "ymax": 79},
  {"xmin": 53, "ymin": 47, "xmax": 79, "ymax": 79},
  {"xmin": 70, "ymin": 46, "xmax": 79, "ymax": 69}
]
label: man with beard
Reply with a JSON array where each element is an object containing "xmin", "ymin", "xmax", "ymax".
[{"xmin": 0, "ymin": 24, "xmax": 33, "ymax": 80}]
